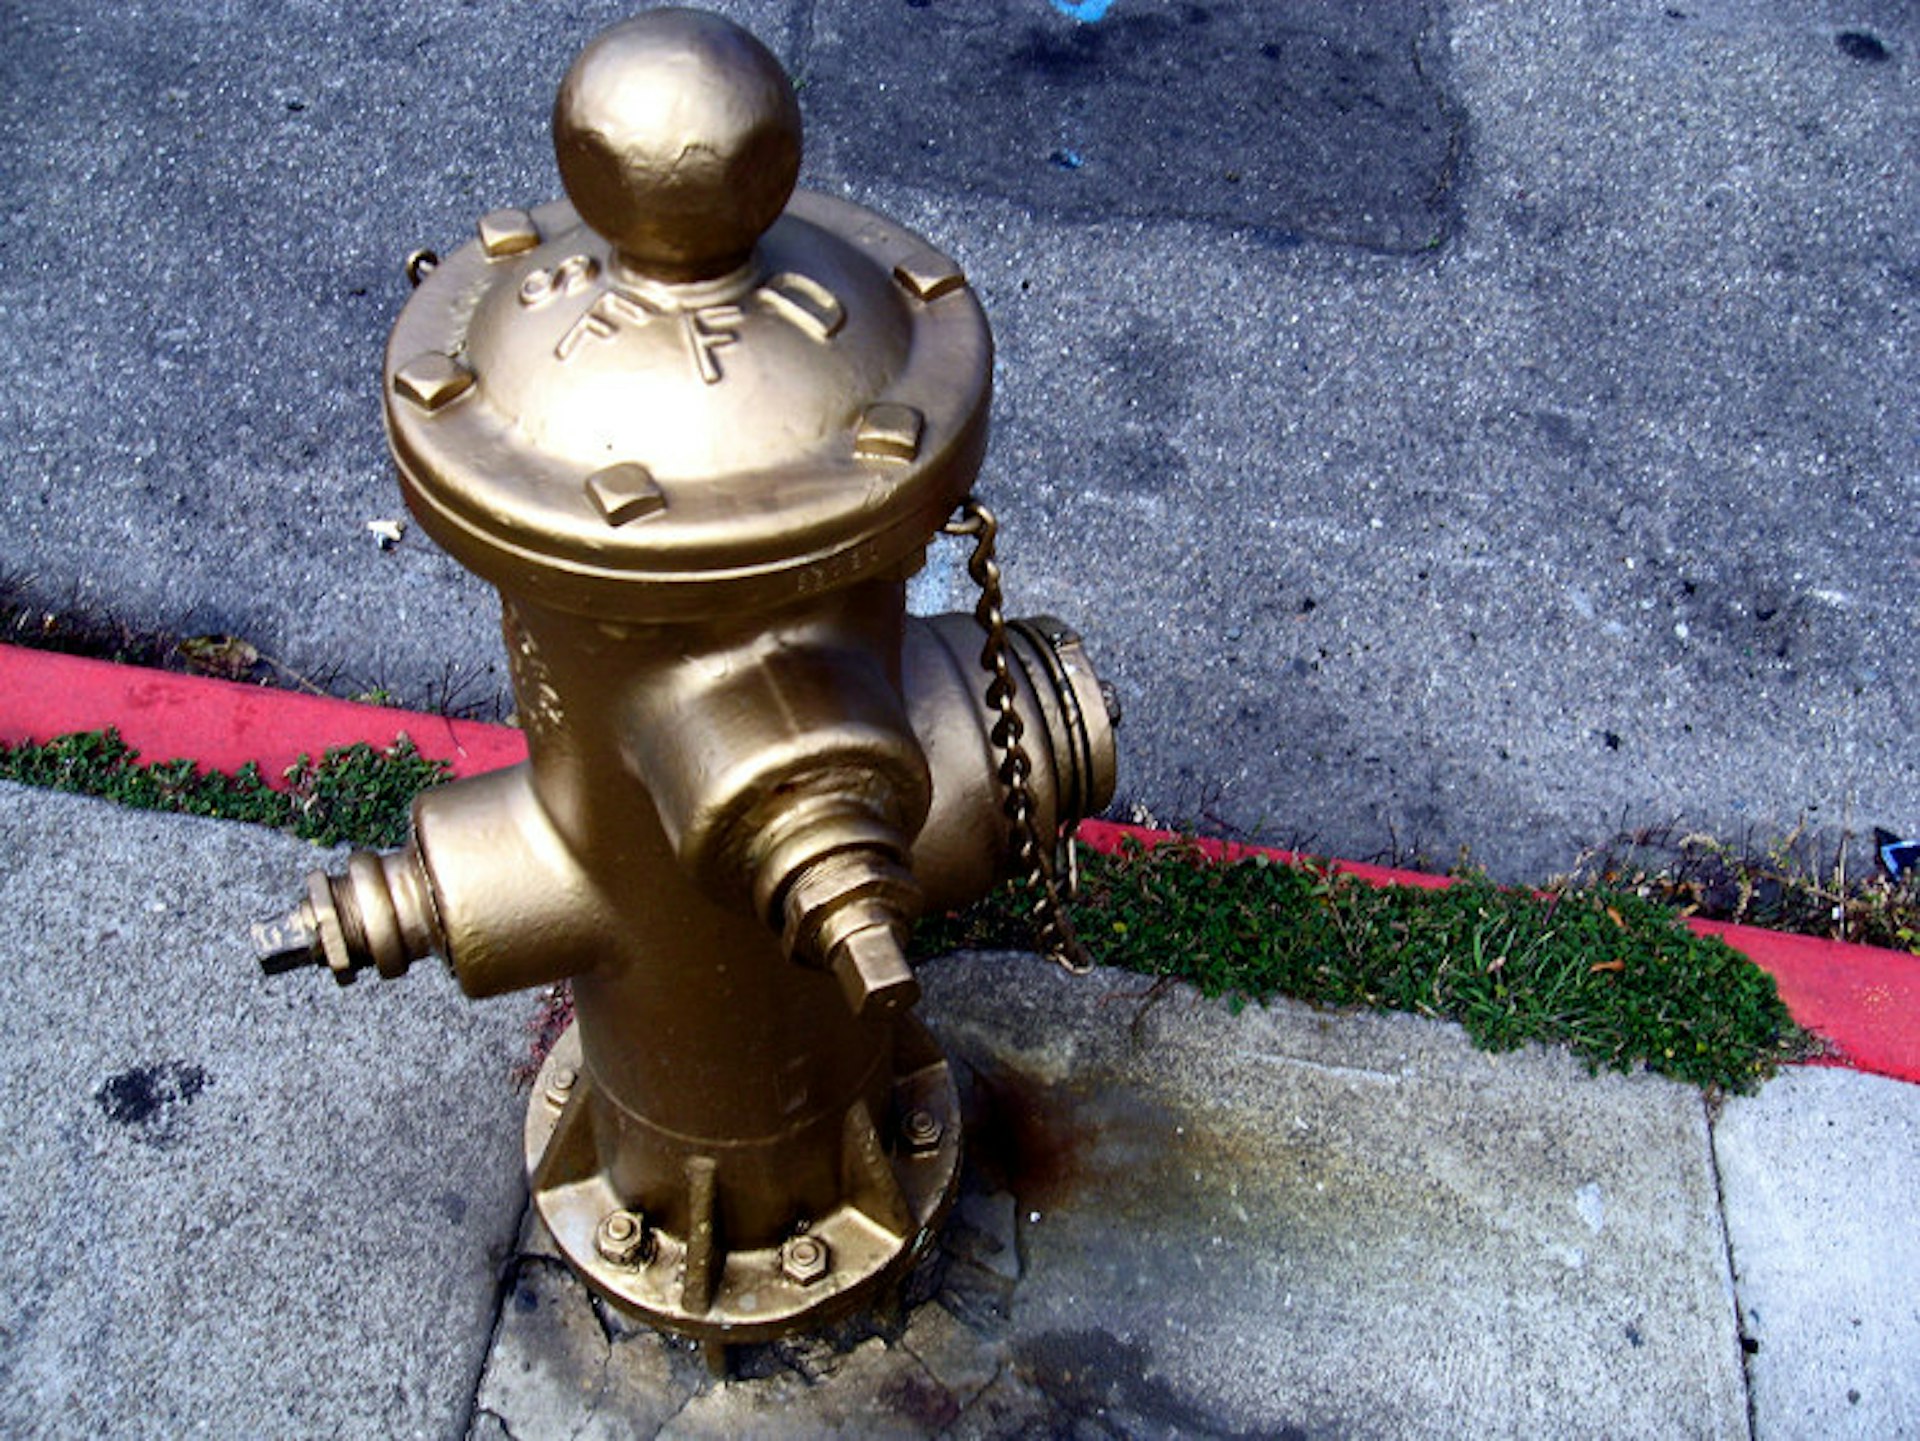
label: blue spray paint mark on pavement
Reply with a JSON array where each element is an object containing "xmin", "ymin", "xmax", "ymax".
[{"xmin": 1049, "ymin": 0, "xmax": 1115, "ymax": 21}]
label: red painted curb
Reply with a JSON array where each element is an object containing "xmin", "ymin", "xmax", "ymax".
[
  {"xmin": 1077, "ymin": 818, "xmax": 1457, "ymax": 890},
  {"xmin": 3, "ymin": 643, "xmax": 1914, "ymax": 1084},
  {"xmin": 1689, "ymin": 921, "xmax": 1919, "ymax": 1085},
  {"xmin": 0, "ymin": 645, "xmax": 527, "ymax": 782}
]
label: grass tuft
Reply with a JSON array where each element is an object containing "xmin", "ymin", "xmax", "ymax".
[
  {"xmin": 0, "ymin": 728, "xmax": 447, "ymax": 848},
  {"xmin": 916, "ymin": 839, "xmax": 1816, "ymax": 1094}
]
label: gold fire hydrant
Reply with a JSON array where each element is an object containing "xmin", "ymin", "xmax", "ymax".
[{"xmin": 255, "ymin": 8, "xmax": 1116, "ymax": 1357}]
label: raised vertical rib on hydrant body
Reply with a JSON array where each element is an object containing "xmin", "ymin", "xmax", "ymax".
[{"xmin": 255, "ymin": 7, "xmax": 1116, "ymax": 1352}]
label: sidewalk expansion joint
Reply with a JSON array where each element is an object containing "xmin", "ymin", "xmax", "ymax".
[
  {"xmin": 1702, "ymin": 1093, "xmax": 1760, "ymax": 1441},
  {"xmin": 458, "ymin": 1186, "xmax": 535, "ymax": 1441}
]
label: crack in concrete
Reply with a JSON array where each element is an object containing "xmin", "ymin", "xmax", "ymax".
[
  {"xmin": 1703, "ymin": 1093, "xmax": 1760, "ymax": 1441},
  {"xmin": 886, "ymin": 1332, "xmax": 982, "ymax": 1428},
  {"xmin": 570, "ymin": 1337, "xmax": 614, "ymax": 1441},
  {"xmin": 792, "ymin": 0, "xmax": 820, "ymax": 77},
  {"xmin": 474, "ymin": 1406, "xmax": 522, "ymax": 1441},
  {"xmin": 943, "ymin": 1359, "xmax": 1010, "ymax": 1436},
  {"xmin": 457, "ymin": 1186, "xmax": 533, "ymax": 1441},
  {"xmin": 465, "ymin": 1247, "xmax": 625, "ymax": 1441},
  {"xmin": 1411, "ymin": 0, "xmax": 1471, "ymax": 240},
  {"xmin": 887, "ymin": 1346, "xmax": 967, "ymax": 1433},
  {"xmin": 584, "ymin": 1290, "xmax": 623, "ymax": 1350},
  {"xmin": 1244, "ymin": 1049, "xmax": 1409, "ymax": 1086},
  {"xmin": 655, "ymin": 1384, "xmax": 699, "ymax": 1435},
  {"xmin": 514, "ymin": 1255, "xmax": 617, "ymax": 1441}
]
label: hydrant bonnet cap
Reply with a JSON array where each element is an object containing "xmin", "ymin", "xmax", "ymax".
[
  {"xmin": 384, "ymin": 4, "xmax": 993, "ymax": 621},
  {"xmin": 553, "ymin": 9, "xmax": 802, "ymax": 279}
]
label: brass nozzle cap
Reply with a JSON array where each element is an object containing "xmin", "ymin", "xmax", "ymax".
[{"xmin": 829, "ymin": 924, "xmax": 920, "ymax": 1022}]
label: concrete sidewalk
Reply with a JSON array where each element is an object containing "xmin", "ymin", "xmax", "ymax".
[{"xmin": 3, "ymin": 779, "xmax": 1913, "ymax": 1439}]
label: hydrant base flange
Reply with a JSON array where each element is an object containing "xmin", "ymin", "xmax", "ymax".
[{"xmin": 524, "ymin": 1019, "xmax": 962, "ymax": 1343}]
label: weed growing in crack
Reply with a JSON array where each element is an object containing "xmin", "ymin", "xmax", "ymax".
[{"xmin": 1561, "ymin": 821, "xmax": 1919, "ymax": 956}]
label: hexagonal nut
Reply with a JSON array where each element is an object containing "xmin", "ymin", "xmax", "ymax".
[
  {"xmin": 595, "ymin": 1209, "xmax": 653, "ymax": 1267},
  {"xmin": 543, "ymin": 1066, "xmax": 579, "ymax": 1112},
  {"xmin": 779, "ymin": 1234, "xmax": 831, "ymax": 1286},
  {"xmin": 830, "ymin": 926, "xmax": 920, "ymax": 1022},
  {"xmin": 900, "ymin": 1106, "xmax": 943, "ymax": 1153}
]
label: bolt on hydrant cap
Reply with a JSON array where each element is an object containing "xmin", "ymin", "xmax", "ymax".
[{"xmin": 553, "ymin": 9, "xmax": 802, "ymax": 281}]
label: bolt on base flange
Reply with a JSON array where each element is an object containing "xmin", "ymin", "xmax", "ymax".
[{"xmin": 523, "ymin": 1019, "xmax": 962, "ymax": 1346}]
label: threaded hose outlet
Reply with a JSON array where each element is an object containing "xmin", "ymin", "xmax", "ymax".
[{"xmin": 251, "ymin": 848, "xmax": 440, "ymax": 984}]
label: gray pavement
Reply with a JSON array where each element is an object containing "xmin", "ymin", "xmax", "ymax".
[
  {"xmin": 4, "ymin": 780, "xmax": 1916, "ymax": 1438},
  {"xmin": 1717, "ymin": 1067, "xmax": 1920, "ymax": 1438},
  {"xmin": 3, "ymin": 0, "xmax": 1913, "ymax": 881}
]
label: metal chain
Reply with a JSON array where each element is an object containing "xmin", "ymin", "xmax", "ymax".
[
  {"xmin": 942, "ymin": 497, "xmax": 1093, "ymax": 975},
  {"xmin": 405, "ymin": 249, "xmax": 440, "ymax": 288}
]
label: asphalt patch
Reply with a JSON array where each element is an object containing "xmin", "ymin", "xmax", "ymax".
[{"xmin": 803, "ymin": 0, "xmax": 1462, "ymax": 250}]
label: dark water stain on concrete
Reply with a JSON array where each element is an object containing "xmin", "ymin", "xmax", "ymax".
[
  {"xmin": 958, "ymin": 1049, "xmax": 1257, "ymax": 1229},
  {"xmin": 963, "ymin": 1059, "xmax": 1089, "ymax": 1211},
  {"xmin": 1086, "ymin": 431, "xmax": 1192, "ymax": 496},
  {"xmin": 1835, "ymin": 31, "xmax": 1891, "ymax": 64},
  {"xmin": 94, "ymin": 1060, "xmax": 209, "ymax": 1147},
  {"xmin": 1015, "ymin": 1328, "xmax": 1309, "ymax": 1439},
  {"xmin": 1534, "ymin": 409, "xmax": 1591, "ymax": 458}
]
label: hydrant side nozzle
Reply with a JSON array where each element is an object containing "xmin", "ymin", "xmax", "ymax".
[
  {"xmin": 248, "ymin": 872, "xmax": 359, "ymax": 984},
  {"xmin": 746, "ymin": 801, "xmax": 915, "ymax": 928},
  {"xmin": 902, "ymin": 614, "xmax": 1120, "ymax": 914},
  {"xmin": 253, "ymin": 849, "xmax": 442, "ymax": 986},
  {"xmin": 773, "ymin": 843, "xmax": 922, "ymax": 1019}
]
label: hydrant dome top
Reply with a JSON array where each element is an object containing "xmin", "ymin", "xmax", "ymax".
[
  {"xmin": 381, "ymin": 6, "xmax": 994, "ymax": 622},
  {"xmin": 553, "ymin": 9, "xmax": 802, "ymax": 280}
]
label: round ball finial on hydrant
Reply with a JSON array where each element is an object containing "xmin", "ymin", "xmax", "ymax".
[
  {"xmin": 552, "ymin": 9, "xmax": 802, "ymax": 280},
  {"xmin": 254, "ymin": 5, "xmax": 1118, "ymax": 1371}
]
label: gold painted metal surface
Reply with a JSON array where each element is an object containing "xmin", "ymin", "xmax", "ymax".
[
  {"xmin": 256, "ymin": 6, "xmax": 1118, "ymax": 1358},
  {"xmin": 383, "ymin": 5, "xmax": 991, "ymax": 621}
]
